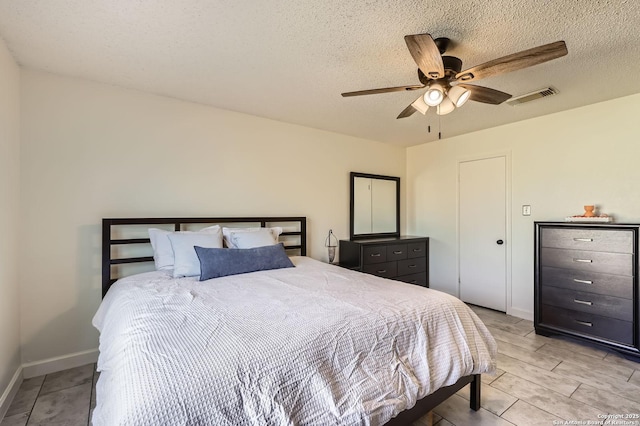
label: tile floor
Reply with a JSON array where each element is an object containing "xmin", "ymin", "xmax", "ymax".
[
  {"xmin": 1, "ymin": 362, "xmax": 97, "ymax": 426},
  {"xmin": 2, "ymin": 305, "xmax": 639, "ymax": 425}
]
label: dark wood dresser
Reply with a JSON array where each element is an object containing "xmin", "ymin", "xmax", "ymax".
[
  {"xmin": 339, "ymin": 236, "xmax": 429, "ymax": 287},
  {"xmin": 534, "ymin": 222, "xmax": 640, "ymax": 359}
]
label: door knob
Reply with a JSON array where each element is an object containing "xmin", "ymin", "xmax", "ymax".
[{"xmin": 496, "ymin": 239, "xmax": 504, "ymax": 245}]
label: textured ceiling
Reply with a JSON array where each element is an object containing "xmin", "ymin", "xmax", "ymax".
[{"xmin": 1, "ymin": 0, "xmax": 639, "ymax": 146}]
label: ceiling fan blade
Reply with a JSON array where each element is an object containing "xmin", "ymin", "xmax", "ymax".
[
  {"xmin": 455, "ymin": 41, "xmax": 568, "ymax": 83},
  {"xmin": 397, "ymin": 103, "xmax": 417, "ymax": 119},
  {"xmin": 341, "ymin": 84, "xmax": 425, "ymax": 97},
  {"xmin": 457, "ymin": 84, "xmax": 512, "ymax": 105},
  {"xmin": 404, "ymin": 34, "xmax": 445, "ymax": 79}
]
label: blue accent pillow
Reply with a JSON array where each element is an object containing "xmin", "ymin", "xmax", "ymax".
[{"xmin": 194, "ymin": 243, "xmax": 294, "ymax": 281}]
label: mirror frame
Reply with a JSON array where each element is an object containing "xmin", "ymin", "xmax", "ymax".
[{"xmin": 350, "ymin": 172, "xmax": 400, "ymax": 240}]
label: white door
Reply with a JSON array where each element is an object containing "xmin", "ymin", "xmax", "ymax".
[{"xmin": 459, "ymin": 156, "xmax": 507, "ymax": 312}]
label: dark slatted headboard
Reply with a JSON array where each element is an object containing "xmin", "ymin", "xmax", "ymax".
[{"xmin": 102, "ymin": 217, "xmax": 307, "ymax": 297}]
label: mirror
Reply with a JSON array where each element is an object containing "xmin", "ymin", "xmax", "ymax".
[{"xmin": 350, "ymin": 172, "xmax": 400, "ymax": 240}]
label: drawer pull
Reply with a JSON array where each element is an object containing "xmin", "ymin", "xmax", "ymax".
[
  {"xmin": 370, "ymin": 253, "xmax": 382, "ymax": 257},
  {"xmin": 412, "ymin": 248, "xmax": 422, "ymax": 252},
  {"xmin": 393, "ymin": 251, "xmax": 403, "ymax": 255},
  {"xmin": 573, "ymin": 299, "xmax": 593, "ymax": 306},
  {"xmin": 376, "ymin": 269, "xmax": 387, "ymax": 274},
  {"xmin": 408, "ymin": 264, "xmax": 417, "ymax": 268},
  {"xmin": 573, "ymin": 258, "xmax": 592, "ymax": 263},
  {"xmin": 575, "ymin": 320, "xmax": 593, "ymax": 327},
  {"xmin": 573, "ymin": 238, "xmax": 593, "ymax": 242},
  {"xmin": 573, "ymin": 279, "xmax": 593, "ymax": 284}
]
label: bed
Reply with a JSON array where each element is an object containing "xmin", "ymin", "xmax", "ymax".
[{"xmin": 95, "ymin": 216, "xmax": 496, "ymax": 425}]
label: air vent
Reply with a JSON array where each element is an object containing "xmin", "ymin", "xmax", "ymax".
[{"xmin": 506, "ymin": 87, "xmax": 558, "ymax": 106}]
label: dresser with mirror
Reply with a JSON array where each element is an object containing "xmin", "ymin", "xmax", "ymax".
[{"xmin": 339, "ymin": 172, "xmax": 429, "ymax": 287}]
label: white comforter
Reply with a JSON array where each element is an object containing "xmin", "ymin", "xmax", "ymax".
[{"xmin": 92, "ymin": 256, "xmax": 496, "ymax": 426}]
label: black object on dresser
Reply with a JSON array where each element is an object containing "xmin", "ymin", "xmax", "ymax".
[
  {"xmin": 339, "ymin": 236, "xmax": 429, "ymax": 287},
  {"xmin": 534, "ymin": 222, "xmax": 640, "ymax": 359}
]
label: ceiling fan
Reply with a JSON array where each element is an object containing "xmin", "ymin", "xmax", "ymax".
[{"xmin": 341, "ymin": 34, "xmax": 568, "ymax": 118}]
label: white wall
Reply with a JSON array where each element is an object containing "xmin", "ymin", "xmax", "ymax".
[
  {"xmin": 407, "ymin": 93, "xmax": 640, "ymax": 319},
  {"xmin": 16, "ymin": 65, "xmax": 640, "ymax": 368},
  {"xmin": 19, "ymin": 69, "xmax": 406, "ymax": 364},
  {"xmin": 0, "ymin": 38, "xmax": 21, "ymax": 396}
]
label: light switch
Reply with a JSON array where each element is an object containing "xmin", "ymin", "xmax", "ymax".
[{"xmin": 522, "ymin": 205, "xmax": 531, "ymax": 216}]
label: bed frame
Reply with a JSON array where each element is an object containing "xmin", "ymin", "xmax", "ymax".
[
  {"xmin": 102, "ymin": 216, "xmax": 307, "ymax": 297},
  {"xmin": 101, "ymin": 216, "xmax": 481, "ymax": 424}
]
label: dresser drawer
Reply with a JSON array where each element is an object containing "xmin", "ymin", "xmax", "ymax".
[
  {"xmin": 362, "ymin": 261, "xmax": 397, "ymax": 278},
  {"xmin": 339, "ymin": 237, "xmax": 429, "ymax": 287},
  {"xmin": 362, "ymin": 246, "xmax": 387, "ymax": 264},
  {"xmin": 396, "ymin": 272, "xmax": 427, "ymax": 287},
  {"xmin": 540, "ymin": 247, "xmax": 633, "ymax": 276},
  {"xmin": 541, "ymin": 266, "xmax": 633, "ymax": 299},
  {"xmin": 407, "ymin": 242, "xmax": 427, "ymax": 259},
  {"xmin": 541, "ymin": 285, "xmax": 633, "ymax": 321},
  {"xmin": 540, "ymin": 304, "xmax": 633, "ymax": 345},
  {"xmin": 386, "ymin": 244, "xmax": 408, "ymax": 261},
  {"xmin": 397, "ymin": 258, "xmax": 426, "ymax": 276},
  {"xmin": 535, "ymin": 223, "xmax": 640, "ymax": 358},
  {"xmin": 541, "ymin": 228, "xmax": 633, "ymax": 253}
]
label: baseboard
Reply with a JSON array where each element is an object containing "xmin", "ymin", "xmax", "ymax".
[
  {"xmin": 0, "ymin": 366, "xmax": 23, "ymax": 420},
  {"xmin": 22, "ymin": 349, "xmax": 99, "ymax": 379},
  {"xmin": 507, "ymin": 307, "xmax": 533, "ymax": 321}
]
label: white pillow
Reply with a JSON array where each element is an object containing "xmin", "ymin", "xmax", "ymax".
[
  {"xmin": 148, "ymin": 225, "xmax": 220, "ymax": 271},
  {"xmin": 222, "ymin": 227, "xmax": 282, "ymax": 248},
  {"xmin": 228, "ymin": 228, "xmax": 278, "ymax": 249},
  {"xmin": 168, "ymin": 230, "xmax": 223, "ymax": 278}
]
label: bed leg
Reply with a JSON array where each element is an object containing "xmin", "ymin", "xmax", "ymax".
[{"xmin": 469, "ymin": 374, "xmax": 481, "ymax": 411}]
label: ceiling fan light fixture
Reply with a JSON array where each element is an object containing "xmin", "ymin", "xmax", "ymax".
[
  {"xmin": 436, "ymin": 97, "xmax": 455, "ymax": 115},
  {"xmin": 448, "ymin": 85, "xmax": 471, "ymax": 107},
  {"xmin": 424, "ymin": 83, "xmax": 444, "ymax": 106},
  {"xmin": 343, "ymin": 35, "xmax": 568, "ymax": 123},
  {"xmin": 411, "ymin": 96, "xmax": 429, "ymax": 115}
]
